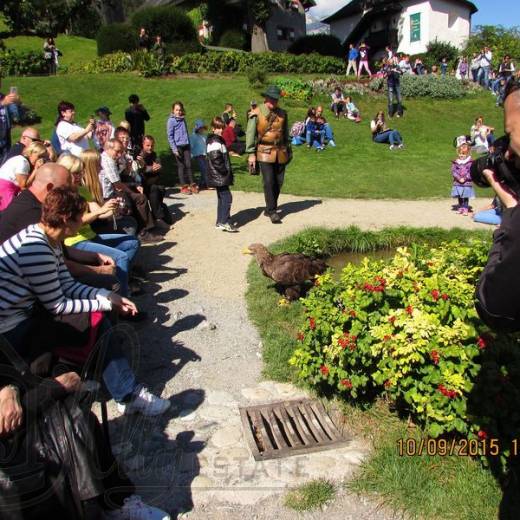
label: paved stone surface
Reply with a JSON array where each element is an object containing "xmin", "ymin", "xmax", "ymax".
[{"xmin": 102, "ymin": 191, "xmax": 488, "ymax": 518}]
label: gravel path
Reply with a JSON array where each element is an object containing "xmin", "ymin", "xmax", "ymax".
[{"xmin": 106, "ymin": 190, "xmax": 489, "ymax": 519}]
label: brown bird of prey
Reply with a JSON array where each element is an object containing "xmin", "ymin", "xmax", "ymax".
[{"xmin": 243, "ymin": 243, "xmax": 327, "ymax": 301}]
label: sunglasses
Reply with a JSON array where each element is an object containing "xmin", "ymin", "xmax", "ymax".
[{"xmin": 23, "ymin": 136, "xmax": 43, "ymax": 143}]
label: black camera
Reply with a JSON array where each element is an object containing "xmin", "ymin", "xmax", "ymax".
[{"xmin": 470, "ymin": 136, "xmax": 520, "ymax": 195}]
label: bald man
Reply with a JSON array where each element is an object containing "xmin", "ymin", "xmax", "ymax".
[
  {"xmin": 0, "ymin": 163, "xmax": 118, "ymax": 289},
  {"xmin": 1, "ymin": 127, "xmax": 53, "ymax": 166}
]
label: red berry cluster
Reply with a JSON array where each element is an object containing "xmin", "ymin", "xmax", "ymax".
[
  {"xmin": 477, "ymin": 429, "xmax": 488, "ymax": 440},
  {"xmin": 430, "ymin": 350, "xmax": 440, "ymax": 365},
  {"xmin": 349, "ymin": 310, "xmax": 357, "ymax": 318},
  {"xmin": 441, "ymin": 293, "xmax": 449, "ymax": 301},
  {"xmin": 338, "ymin": 332, "xmax": 357, "ymax": 351},
  {"xmin": 341, "ymin": 379, "xmax": 353, "ymax": 389},
  {"xmin": 477, "ymin": 336, "xmax": 487, "ymax": 350},
  {"xmin": 320, "ymin": 365, "xmax": 329, "ymax": 376},
  {"xmin": 388, "ymin": 315, "xmax": 397, "ymax": 324},
  {"xmin": 383, "ymin": 335, "xmax": 393, "ymax": 342},
  {"xmin": 438, "ymin": 384, "xmax": 457, "ymax": 398},
  {"xmin": 309, "ymin": 317, "xmax": 316, "ymax": 330},
  {"xmin": 296, "ymin": 332, "xmax": 304, "ymax": 342},
  {"xmin": 362, "ymin": 276, "xmax": 387, "ymax": 293},
  {"xmin": 431, "ymin": 289, "xmax": 440, "ymax": 301},
  {"xmin": 405, "ymin": 305, "xmax": 414, "ymax": 315}
]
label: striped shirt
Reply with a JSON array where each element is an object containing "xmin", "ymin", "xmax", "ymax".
[{"xmin": 0, "ymin": 224, "xmax": 112, "ymax": 334}]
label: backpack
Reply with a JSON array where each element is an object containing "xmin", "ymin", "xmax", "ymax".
[{"xmin": 290, "ymin": 121, "xmax": 305, "ymax": 137}]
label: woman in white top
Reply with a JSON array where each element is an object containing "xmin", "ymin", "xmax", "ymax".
[
  {"xmin": 55, "ymin": 100, "xmax": 95, "ymax": 157},
  {"xmin": 0, "ymin": 141, "xmax": 48, "ymax": 211}
]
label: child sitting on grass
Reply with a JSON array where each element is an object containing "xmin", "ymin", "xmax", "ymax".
[
  {"xmin": 451, "ymin": 142, "xmax": 474, "ymax": 215},
  {"xmin": 306, "ymin": 114, "xmax": 325, "ymax": 151},
  {"xmin": 345, "ymin": 96, "xmax": 362, "ymax": 123}
]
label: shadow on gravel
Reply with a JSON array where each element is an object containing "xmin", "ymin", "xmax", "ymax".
[
  {"xmin": 279, "ymin": 198, "xmax": 322, "ymax": 217},
  {"xmin": 232, "ymin": 206, "xmax": 264, "ymax": 227}
]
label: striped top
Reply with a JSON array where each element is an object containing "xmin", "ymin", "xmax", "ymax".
[{"xmin": 0, "ymin": 224, "xmax": 112, "ymax": 334}]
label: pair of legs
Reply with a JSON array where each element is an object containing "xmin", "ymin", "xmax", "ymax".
[
  {"xmin": 358, "ymin": 60, "xmax": 371, "ymax": 77},
  {"xmin": 346, "ymin": 59, "xmax": 357, "ymax": 76},
  {"xmin": 388, "ymin": 86, "xmax": 403, "ymax": 117},
  {"xmin": 374, "ymin": 130, "xmax": 403, "ymax": 146},
  {"xmin": 72, "ymin": 234, "xmax": 140, "ymax": 297},
  {"xmin": 2, "ymin": 313, "xmax": 137, "ymax": 404},
  {"xmin": 331, "ymin": 102, "xmax": 345, "ymax": 118},
  {"xmin": 195, "ymin": 155, "xmax": 208, "ymax": 188},
  {"xmin": 259, "ymin": 161, "xmax": 285, "ymax": 215},
  {"xmin": 473, "ymin": 208, "xmax": 502, "ymax": 226},
  {"xmin": 216, "ymin": 186, "xmax": 233, "ymax": 225},
  {"xmin": 306, "ymin": 129, "xmax": 324, "ymax": 149},
  {"xmin": 143, "ymin": 178, "xmax": 172, "ymax": 224},
  {"xmin": 122, "ymin": 189, "xmax": 156, "ymax": 232},
  {"xmin": 174, "ymin": 144, "xmax": 194, "ymax": 186},
  {"xmin": 478, "ymin": 66, "xmax": 490, "ymax": 88},
  {"xmin": 457, "ymin": 197, "xmax": 470, "ymax": 214}
]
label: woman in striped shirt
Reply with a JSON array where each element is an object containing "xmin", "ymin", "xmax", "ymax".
[{"xmin": 0, "ymin": 185, "xmax": 169, "ymax": 416}]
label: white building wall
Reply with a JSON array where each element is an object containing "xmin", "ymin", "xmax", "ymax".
[
  {"xmin": 428, "ymin": 0, "xmax": 472, "ymax": 49},
  {"xmin": 397, "ymin": 0, "xmax": 432, "ymax": 55}
]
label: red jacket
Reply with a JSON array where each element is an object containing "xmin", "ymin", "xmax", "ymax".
[{"xmin": 222, "ymin": 126, "xmax": 236, "ymax": 148}]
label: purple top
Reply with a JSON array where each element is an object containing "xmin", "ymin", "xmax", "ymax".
[
  {"xmin": 452, "ymin": 158, "xmax": 473, "ymax": 187},
  {"xmin": 167, "ymin": 115, "xmax": 190, "ymax": 154}
]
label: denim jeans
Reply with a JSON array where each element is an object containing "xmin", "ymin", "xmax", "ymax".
[
  {"xmin": 323, "ymin": 123, "xmax": 334, "ymax": 142},
  {"xmin": 478, "ymin": 66, "xmax": 490, "ymax": 88},
  {"xmin": 73, "ymin": 234, "xmax": 140, "ymax": 297},
  {"xmin": 195, "ymin": 155, "xmax": 208, "ymax": 187},
  {"xmin": 216, "ymin": 186, "xmax": 232, "ymax": 225},
  {"xmin": 374, "ymin": 130, "xmax": 403, "ymax": 146},
  {"xmin": 387, "ymin": 85, "xmax": 402, "ymax": 116},
  {"xmin": 473, "ymin": 208, "xmax": 502, "ymax": 226},
  {"xmin": 306, "ymin": 129, "xmax": 324, "ymax": 148},
  {"xmin": 1, "ymin": 315, "xmax": 137, "ymax": 403}
]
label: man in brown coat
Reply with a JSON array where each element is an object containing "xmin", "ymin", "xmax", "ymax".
[{"xmin": 245, "ymin": 85, "xmax": 291, "ymax": 224}]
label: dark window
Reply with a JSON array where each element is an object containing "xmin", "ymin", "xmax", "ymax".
[{"xmin": 277, "ymin": 27, "xmax": 292, "ymax": 40}]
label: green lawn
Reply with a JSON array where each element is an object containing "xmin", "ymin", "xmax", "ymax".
[
  {"xmin": 5, "ymin": 72, "xmax": 502, "ymax": 200},
  {"xmin": 3, "ymin": 35, "xmax": 97, "ymax": 69}
]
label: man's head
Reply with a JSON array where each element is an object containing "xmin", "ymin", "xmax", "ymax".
[
  {"xmin": 114, "ymin": 127, "xmax": 130, "ymax": 149},
  {"xmin": 30, "ymin": 163, "xmax": 71, "ymax": 202},
  {"xmin": 20, "ymin": 128, "xmax": 42, "ymax": 147},
  {"xmin": 142, "ymin": 135, "xmax": 155, "ymax": 153},
  {"xmin": 261, "ymin": 85, "xmax": 282, "ymax": 111},
  {"xmin": 105, "ymin": 138, "xmax": 125, "ymax": 161},
  {"xmin": 129, "ymin": 94, "xmax": 140, "ymax": 105}
]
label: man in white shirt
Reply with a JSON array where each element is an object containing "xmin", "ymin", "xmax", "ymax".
[{"xmin": 478, "ymin": 46, "xmax": 493, "ymax": 88}]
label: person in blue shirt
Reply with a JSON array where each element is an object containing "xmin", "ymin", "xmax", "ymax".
[
  {"xmin": 346, "ymin": 44, "xmax": 359, "ymax": 77},
  {"xmin": 190, "ymin": 119, "xmax": 208, "ymax": 189}
]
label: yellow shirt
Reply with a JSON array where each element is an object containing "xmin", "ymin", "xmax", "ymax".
[{"xmin": 64, "ymin": 185, "xmax": 97, "ymax": 246}]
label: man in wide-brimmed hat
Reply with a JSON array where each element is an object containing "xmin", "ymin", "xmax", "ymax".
[{"xmin": 245, "ymin": 85, "xmax": 291, "ymax": 224}]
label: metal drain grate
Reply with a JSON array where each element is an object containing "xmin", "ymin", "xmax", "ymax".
[{"xmin": 240, "ymin": 399, "xmax": 351, "ymax": 461}]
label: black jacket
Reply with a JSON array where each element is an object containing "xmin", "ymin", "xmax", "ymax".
[
  {"xmin": 206, "ymin": 133, "xmax": 233, "ymax": 188},
  {"xmin": 476, "ymin": 206, "xmax": 520, "ymax": 330}
]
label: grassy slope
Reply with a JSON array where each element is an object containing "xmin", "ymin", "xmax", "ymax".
[
  {"xmin": 5, "ymin": 72, "xmax": 502, "ymax": 200},
  {"xmin": 3, "ymin": 35, "xmax": 97, "ymax": 69}
]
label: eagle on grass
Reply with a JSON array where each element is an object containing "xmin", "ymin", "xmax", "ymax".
[{"xmin": 243, "ymin": 243, "xmax": 327, "ymax": 301}]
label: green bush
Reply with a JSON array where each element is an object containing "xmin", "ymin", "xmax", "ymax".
[
  {"xmin": 369, "ymin": 74, "xmax": 469, "ymax": 99},
  {"xmin": 166, "ymin": 40, "xmax": 203, "ymax": 56},
  {"xmin": 288, "ymin": 34, "xmax": 344, "ymax": 58},
  {"xmin": 247, "ymin": 66, "xmax": 267, "ymax": 88},
  {"xmin": 96, "ymin": 23, "xmax": 138, "ymax": 56},
  {"xmin": 274, "ymin": 77, "xmax": 313, "ymax": 102},
  {"xmin": 0, "ymin": 49, "xmax": 47, "ymax": 76},
  {"xmin": 219, "ymin": 29, "xmax": 248, "ymax": 50},
  {"xmin": 290, "ymin": 240, "xmax": 490, "ymax": 438},
  {"xmin": 131, "ymin": 6, "xmax": 197, "ymax": 44}
]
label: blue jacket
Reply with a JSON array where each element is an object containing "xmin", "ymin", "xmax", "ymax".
[
  {"xmin": 190, "ymin": 131, "xmax": 207, "ymax": 157},
  {"xmin": 167, "ymin": 115, "xmax": 190, "ymax": 154},
  {"xmin": 348, "ymin": 48, "xmax": 359, "ymax": 61}
]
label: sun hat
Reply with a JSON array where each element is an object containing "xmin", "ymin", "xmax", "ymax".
[
  {"xmin": 261, "ymin": 85, "xmax": 282, "ymax": 100},
  {"xmin": 194, "ymin": 119, "xmax": 207, "ymax": 131}
]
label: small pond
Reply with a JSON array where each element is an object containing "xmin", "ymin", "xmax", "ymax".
[{"xmin": 327, "ymin": 249, "xmax": 396, "ymax": 275}]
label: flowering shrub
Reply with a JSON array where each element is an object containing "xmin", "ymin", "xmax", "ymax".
[
  {"xmin": 274, "ymin": 77, "xmax": 313, "ymax": 102},
  {"xmin": 290, "ymin": 240, "xmax": 491, "ymax": 437},
  {"xmin": 369, "ymin": 74, "xmax": 471, "ymax": 99},
  {"xmin": 0, "ymin": 49, "xmax": 47, "ymax": 76}
]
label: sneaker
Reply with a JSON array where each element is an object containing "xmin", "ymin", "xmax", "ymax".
[
  {"xmin": 117, "ymin": 386, "xmax": 170, "ymax": 416},
  {"xmin": 398, "ymin": 144, "xmax": 404, "ymax": 149},
  {"xmin": 216, "ymin": 222, "xmax": 239, "ymax": 233},
  {"xmin": 328, "ymin": 139, "xmax": 336, "ymax": 147},
  {"xmin": 389, "ymin": 145, "xmax": 396, "ymax": 150},
  {"xmin": 462, "ymin": 208, "xmax": 469, "ymax": 216},
  {"xmin": 103, "ymin": 494, "xmax": 171, "ymax": 520},
  {"xmin": 270, "ymin": 213, "xmax": 282, "ymax": 224},
  {"xmin": 180, "ymin": 186, "xmax": 191, "ymax": 195},
  {"xmin": 189, "ymin": 184, "xmax": 199, "ymax": 194}
]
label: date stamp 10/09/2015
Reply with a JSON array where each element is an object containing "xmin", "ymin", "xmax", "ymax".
[{"xmin": 397, "ymin": 438, "xmax": 520, "ymax": 457}]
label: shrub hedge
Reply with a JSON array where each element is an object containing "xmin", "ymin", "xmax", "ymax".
[
  {"xmin": 130, "ymin": 6, "xmax": 197, "ymax": 44},
  {"xmin": 0, "ymin": 49, "xmax": 48, "ymax": 76},
  {"xmin": 72, "ymin": 50, "xmax": 346, "ymax": 76},
  {"xmin": 219, "ymin": 29, "xmax": 248, "ymax": 50},
  {"xmin": 291, "ymin": 240, "xmax": 490, "ymax": 438},
  {"xmin": 96, "ymin": 23, "xmax": 138, "ymax": 56},
  {"xmin": 369, "ymin": 74, "xmax": 472, "ymax": 99}
]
